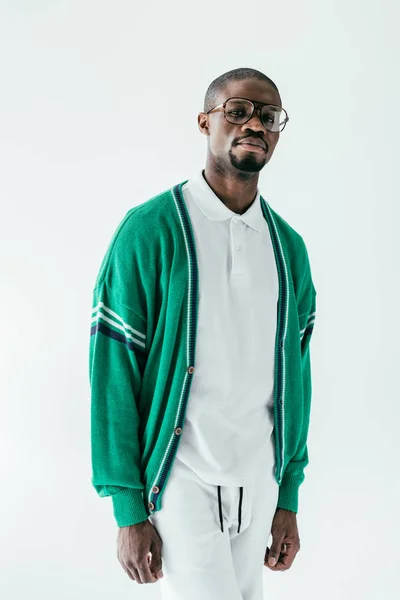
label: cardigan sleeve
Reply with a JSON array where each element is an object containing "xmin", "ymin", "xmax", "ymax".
[
  {"xmin": 88, "ymin": 207, "xmax": 156, "ymax": 527},
  {"xmin": 89, "ymin": 280, "xmax": 149, "ymax": 527},
  {"xmin": 277, "ymin": 244, "xmax": 317, "ymax": 513}
]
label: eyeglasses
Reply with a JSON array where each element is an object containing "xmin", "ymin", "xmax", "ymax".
[{"xmin": 206, "ymin": 96, "xmax": 289, "ymax": 133}]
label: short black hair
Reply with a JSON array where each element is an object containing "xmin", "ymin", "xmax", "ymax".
[{"xmin": 203, "ymin": 67, "xmax": 281, "ymax": 113}]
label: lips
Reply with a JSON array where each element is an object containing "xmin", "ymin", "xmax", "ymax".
[{"xmin": 238, "ymin": 138, "xmax": 267, "ymax": 151}]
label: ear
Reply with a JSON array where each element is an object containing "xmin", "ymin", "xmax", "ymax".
[{"xmin": 198, "ymin": 112, "xmax": 210, "ymax": 136}]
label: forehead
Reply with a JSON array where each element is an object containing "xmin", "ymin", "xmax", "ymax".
[{"xmin": 219, "ymin": 78, "xmax": 281, "ymax": 107}]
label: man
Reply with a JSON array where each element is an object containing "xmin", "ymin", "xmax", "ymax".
[{"xmin": 89, "ymin": 67, "xmax": 317, "ymax": 599}]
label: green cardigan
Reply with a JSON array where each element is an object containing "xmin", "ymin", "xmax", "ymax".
[{"xmin": 89, "ymin": 180, "xmax": 317, "ymax": 527}]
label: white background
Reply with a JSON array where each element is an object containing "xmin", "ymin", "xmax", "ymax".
[{"xmin": 1, "ymin": 1, "xmax": 399, "ymax": 598}]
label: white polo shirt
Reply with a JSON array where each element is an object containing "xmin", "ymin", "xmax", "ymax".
[{"xmin": 174, "ymin": 169, "xmax": 279, "ymax": 486}]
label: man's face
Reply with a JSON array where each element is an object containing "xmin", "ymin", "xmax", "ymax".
[{"xmin": 198, "ymin": 79, "xmax": 283, "ymax": 174}]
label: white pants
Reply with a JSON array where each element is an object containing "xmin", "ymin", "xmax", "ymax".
[{"xmin": 149, "ymin": 455, "xmax": 279, "ymax": 600}]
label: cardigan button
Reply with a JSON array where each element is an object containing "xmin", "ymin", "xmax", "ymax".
[
  {"xmin": 188, "ymin": 366, "xmax": 195, "ymax": 374},
  {"xmin": 175, "ymin": 427, "xmax": 182, "ymax": 435},
  {"xmin": 152, "ymin": 485, "xmax": 160, "ymax": 493},
  {"xmin": 148, "ymin": 501, "xmax": 155, "ymax": 510}
]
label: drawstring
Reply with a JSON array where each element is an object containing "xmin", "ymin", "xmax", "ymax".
[
  {"xmin": 217, "ymin": 485, "xmax": 243, "ymax": 534},
  {"xmin": 217, "ymin": 485, "xmax": 224, "ymax": 532},
  {"xmin": 238, "ymin": 486, "xmax": 243, "ymax": 533}
]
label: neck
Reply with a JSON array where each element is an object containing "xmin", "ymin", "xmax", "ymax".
[{"xmin": 202, "ymin": 164, "xmax": 259, "ymax": 215}]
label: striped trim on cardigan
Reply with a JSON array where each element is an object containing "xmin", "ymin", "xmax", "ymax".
[{"xmin": 90, "ymin": 301, "xmax": 146, "ymax": 350}]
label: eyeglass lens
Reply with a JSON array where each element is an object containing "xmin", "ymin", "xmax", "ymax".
[{"xmin": 225, "ymin": 98, "xmax": 286, "ymax": 132}]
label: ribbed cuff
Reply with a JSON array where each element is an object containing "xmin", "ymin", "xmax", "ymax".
[
  {"xmin": 277, "ymin": 474, "xmax": 302, "ymax": 513},
  {"xmin": 111, "ymin": 488, "xmax": 149, "ymax": 527}
]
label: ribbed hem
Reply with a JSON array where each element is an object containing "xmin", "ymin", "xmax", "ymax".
[
  {"xmin": 111, "ymin": 488, "xmax": 149, "ymax": 527},
  {"xmin": 276, "ymin": 474, "xmax": 302, "ymax": 513}
]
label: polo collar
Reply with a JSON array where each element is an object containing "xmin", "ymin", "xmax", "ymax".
[{"xmin": 185, "ymin": 169, "xmax": 264, "ymax": 233}]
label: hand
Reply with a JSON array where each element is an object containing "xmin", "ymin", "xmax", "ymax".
[
  {"xmin": 264, "ymin": 507, "xmax": 300, "ymax": 571},
  {"xmin": 117, "ymin": 519, "xmax": 164, "ymax": 584}
]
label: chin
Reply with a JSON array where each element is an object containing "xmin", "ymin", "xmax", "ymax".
[
  {"xmin": 229, "ymin": 150, "xmax": 268, "ymax": 173},
  {"xmin": 229, "ymin": 153, "xmax": 267, "ymax": 173}
]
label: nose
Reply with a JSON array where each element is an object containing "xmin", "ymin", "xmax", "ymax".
[{"xmin": 241, "ymin": 108, "xmax": 267, "ymax": 134}]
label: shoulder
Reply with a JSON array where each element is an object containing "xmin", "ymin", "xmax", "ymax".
[
  {"xmin": 111, "ymin": 185, "xmax": 179, "ymax": 247},
  {"xmin": 93, "ymin": 187, "xmax": 175, "ymax": 290},
  {"xmin": 121, "ymin": 186, "xmax": 176, "ymax": 233}
]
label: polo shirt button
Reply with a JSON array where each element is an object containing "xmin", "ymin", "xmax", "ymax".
[
  {"xmin": 188, "ymin": 366, "xmax": 195, "ymax": 374},
  {"xmin": 152, "ymin": 485, "xmax": 159, "ymax": 493},
  {"xmin": 148, "ymin": 501, "xmax": 155, "ymax": 510},
  {"xmin": 175, "ymin": 427, "xmax": 182, "ymax": 435}
]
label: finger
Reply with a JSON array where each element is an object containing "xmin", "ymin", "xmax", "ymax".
[
  {"xmin": 137, "ymin": 559, "xmax": 159, "ymax": 584},
  {"xmin": 149, "ymin": 548, "xmax": 163, "ymax": 579},
  {"xmin": 279, "ymin": 542, "xmax": 297, "ymax": 569},
  {"xmin": 272, "ymin": 553, "xmax": 291, "ymax": 571},
  {"xmin": 130, "ymin": 564, "xmax": 142, "ymax": 583},
  {"xmin": 264, "ymin": 545, "xmax": 294, "ymax": 571},
  {"xmin": 264, "ymin": 547, "xmax": 288, "ymax": 571},
  {"xmin": 270, "ymin": 563, "xmax": 286, "ymax": 571},
  {"xmin": 264, "ymin": 547, "xmax": 276, "ymax": 570},
  {"xmin": 266, "ymin": 538, "xmax": 285, "ymax": 567}
]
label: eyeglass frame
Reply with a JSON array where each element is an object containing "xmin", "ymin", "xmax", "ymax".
[{"xmin": 205, "ymin": 96, "xmax": 289, "ymax": 133}]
